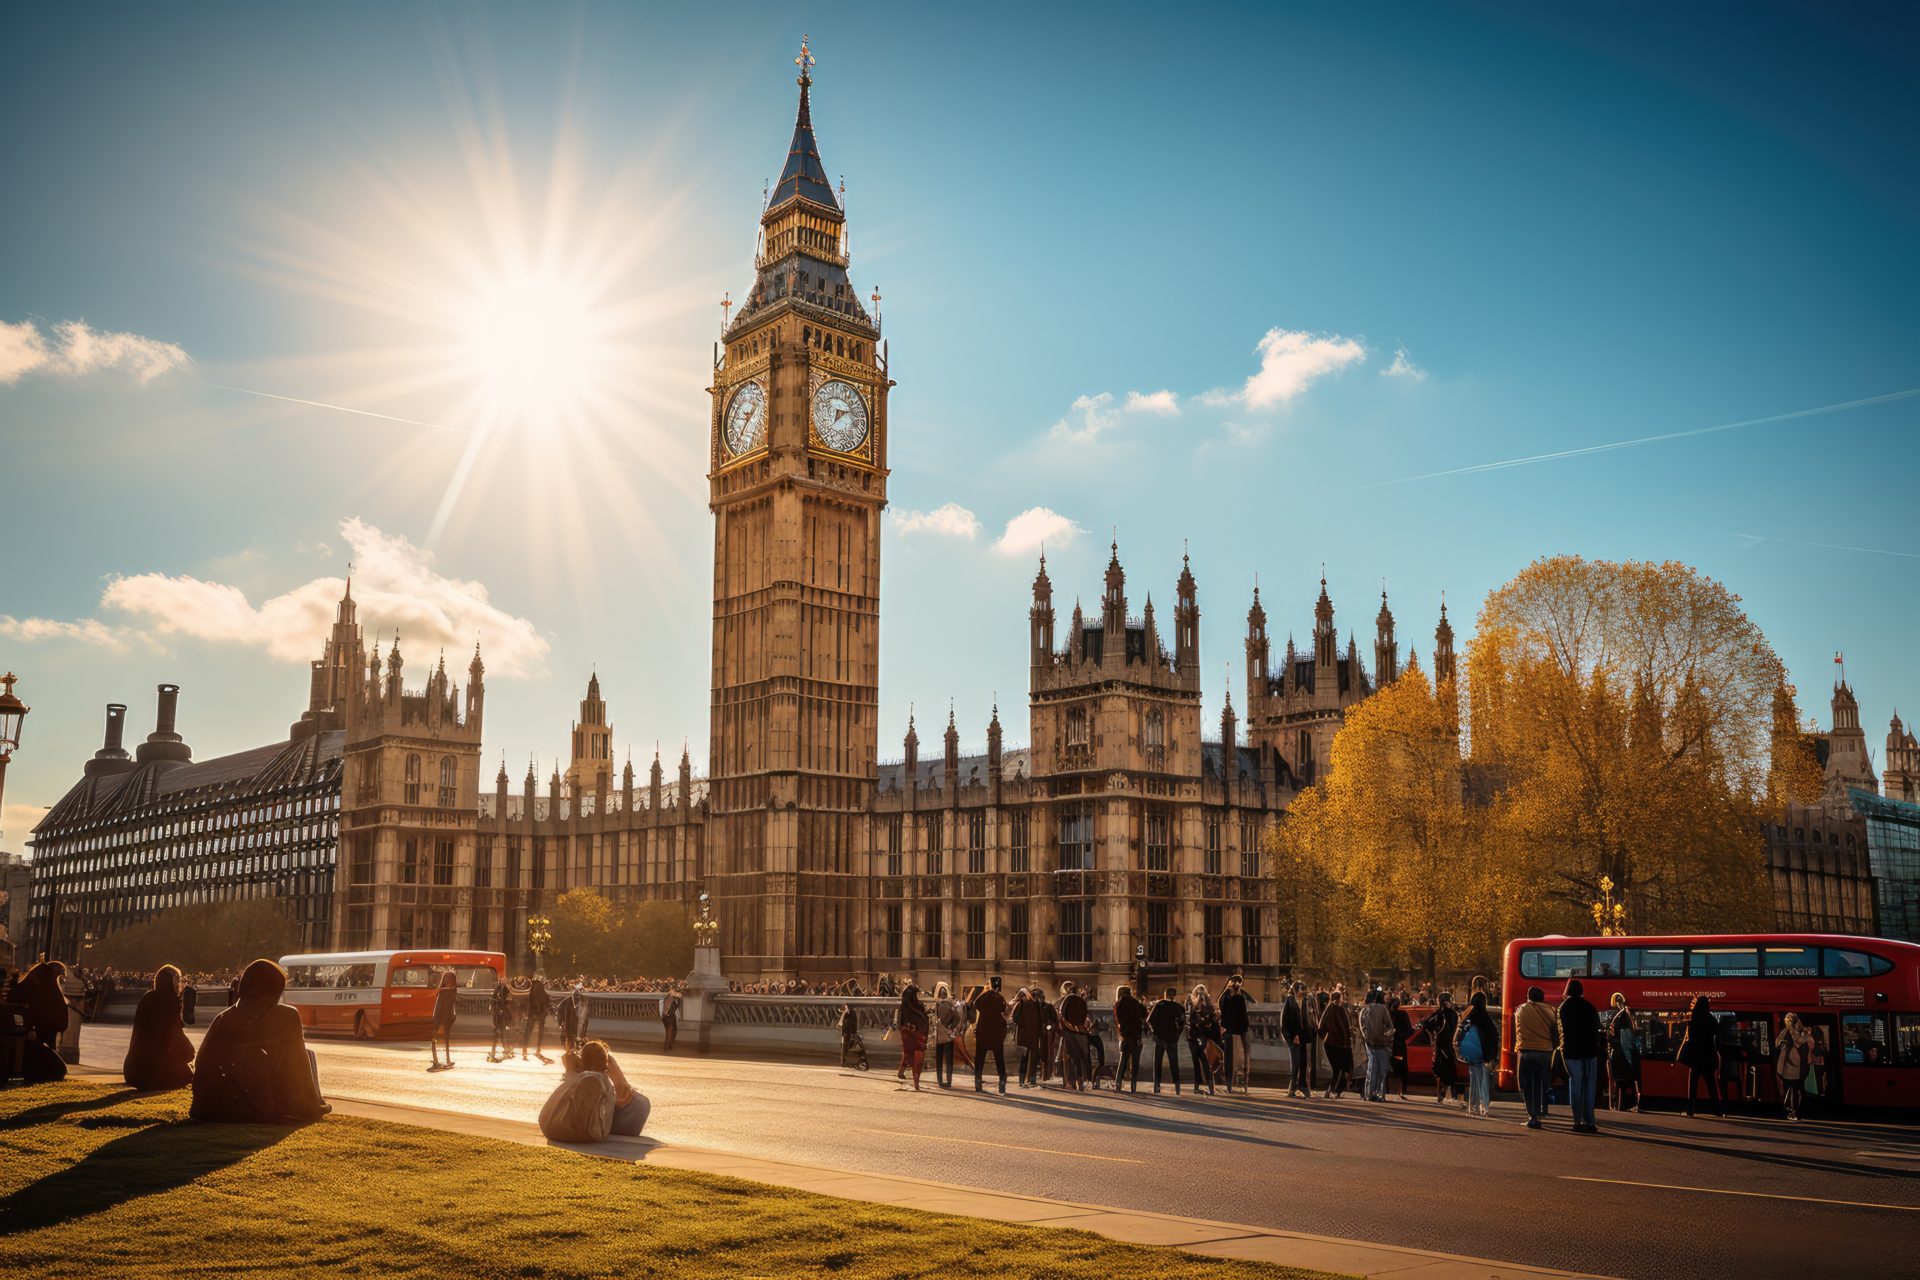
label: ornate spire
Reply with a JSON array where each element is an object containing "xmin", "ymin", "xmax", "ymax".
[{"xmin": 768, "ymin": 34, "xmax": 839, "ymax": 214}]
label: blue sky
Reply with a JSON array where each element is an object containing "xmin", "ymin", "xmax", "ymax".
[{"xmin": 3, "ymin": 2, "xmax": 1916, "ymax": 845}]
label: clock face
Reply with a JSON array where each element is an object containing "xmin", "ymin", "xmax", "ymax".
[
  {"xmin": 723, "ymin": 381, "xmax": 767, "ymax": 456},
  {"xmin": 812, "ymin": 379, "xmax": 869, "ymax": 454}
]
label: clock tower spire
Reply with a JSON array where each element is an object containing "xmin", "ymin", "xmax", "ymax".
[{"xmin": 706, "ymin": 36, "xmax": 889, "ymax": 980}]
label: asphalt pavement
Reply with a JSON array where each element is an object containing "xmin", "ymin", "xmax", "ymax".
[{"xmin": 76, "ymin": 1026, "xmax": 1920, "ymax": 1280}]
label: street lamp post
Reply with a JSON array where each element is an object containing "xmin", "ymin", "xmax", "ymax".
[
  {"xmin": 0, "ymin": 672, "xmax": 29, "ymax": 842},
  {"xmin": 527, "ymin": 913, "xmax": 552, "ymax": 980}
]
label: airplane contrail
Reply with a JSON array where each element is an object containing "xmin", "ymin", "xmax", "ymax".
[
  {"xmin": 1721, "ymin": 531, "xmax": 1920, "ymax": 561},
  {"xmin": 1370, "ymin": 387, "xmax": 1920, "ymax": 488},
  {"xmin": 196, "ymin": 378, "xmax": 468, "ymax": 436}
]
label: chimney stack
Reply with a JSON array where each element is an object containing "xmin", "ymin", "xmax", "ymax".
[
  {"xmin": 135, "ymin": 683, "xmax": 193, "ymax": 767},
  {"xmin": 84, "ymin": 703, "xmax": 136, "ymax": 777}
]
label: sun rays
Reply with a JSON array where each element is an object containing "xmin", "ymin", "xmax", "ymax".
[{"xmin": 209, "ymin": 36, "xmax": 727, "ymax": 612}]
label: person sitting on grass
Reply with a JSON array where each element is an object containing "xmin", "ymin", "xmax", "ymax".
[
  {"xmin": 123, "ymin": 964, "xmax": 195, "ymax": 1091},
  {"xmin": 190, "ymin": 958, "xmax": 330, "ymax": 1124}
]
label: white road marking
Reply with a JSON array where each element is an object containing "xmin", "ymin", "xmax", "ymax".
[{"xmin": 1561, "ymin": 1176, "xmax": 1920, "ymax": 1212}]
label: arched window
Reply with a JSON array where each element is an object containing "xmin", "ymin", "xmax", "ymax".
[
  {"xmin": 404, "ymin": 754, "xmax": 421, "ymax": 805},
  {"xmin": 1146, "ymin": 709, "xmax": 1164, "ymax": 750},
  {"xmin": 438, "ymin": 756, "xmax": 457, "ymax": 807},
  {"xmin": 1066, "ymin": 705, "xmax": 1089, "ymax": 747}
]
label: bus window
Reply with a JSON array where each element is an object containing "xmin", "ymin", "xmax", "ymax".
[
  {"xmin": 1894, "ymin": 1015, "xmax": 1920, "ymax": 1068},
  {"xmin": 1762, "ymin": 947, "xmax": 1818, "ymax": 977},
  {"xmin": 1626, "ymin": 948, "xmax": 1684, "ymax": 978},
  {"xmin": 1688, "ymin": 947, "xmax": 1760, "ymax": 979},
  {"xmin": 1590, "ymin": 949, "xmax": 1623, "ymax": 977},
  {"xmin": 1824, "ymin": 948, "xmax": 1894, "ymax": 979},
  {"xmin": 1520, "ymin": 948, "xmax": 1588, "ymax": 979},
  {"xmin": 389, "ymin": 966, "xmax": 434, "ymax": 987},
  {"xmin": 1841, "ymin": 1013, "xmax": 1890, "ymax": 1066},
  {"xmin": 345, "ymin": 964, "xmax": 376, "ymax": 988},
  {"xmin": 285, "ymin": 965, "xmax": 314, "ymax": 987}
]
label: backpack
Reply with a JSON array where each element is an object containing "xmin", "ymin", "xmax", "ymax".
[
  {"xmin": 1459, "ymin": 1024, "xmax": 1484, "ymax": 1065},
  {"xmin": 539, "ymin": 1071, "xmax": 616, "ymax": 1143}
]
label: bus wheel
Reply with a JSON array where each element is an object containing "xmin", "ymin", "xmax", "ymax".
[{"xmin": 354, "ymin": 1012, "xmax": 372, "ymax": 1041}]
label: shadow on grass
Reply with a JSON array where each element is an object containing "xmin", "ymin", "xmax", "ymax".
[
  {"xmin": 0, "ymin": 1119, "xmax": 298, "ymax": 1235},
  {"xmin": 0, "ymin": 1087, "xmax": 147, "ymax": 1132}
]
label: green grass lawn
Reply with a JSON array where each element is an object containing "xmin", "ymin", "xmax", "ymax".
[{"xmin": 1, "ymin": 1081, "xmax": 1342, "ymax": 1280}]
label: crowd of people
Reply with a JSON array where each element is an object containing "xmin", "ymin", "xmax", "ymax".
[
  {"xmin": 5, "ymin": 954, "xmax": 1831, "ymax": 1141},
  {"xmin": 828, "ymin": 971, "xmax": 1813, "ymax": 1131}
]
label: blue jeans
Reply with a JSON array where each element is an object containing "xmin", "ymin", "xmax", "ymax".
[
  {"xmin": 1365, "ymin": 1045, "xmax": 1393, "ymax": 1099},
  {"xmin": 1518, "ymin": 1050, "xmax": 1552, "ymax": 1121},
  {"xmin": 1468, "ymin": 1061, "xmax": 1492, "ymax": 1111},
  {"xmin": 1568, "ymin": 1057, "xmax": 1598, "ymax": 1127},
  {"xmin": 611, "ymin": 1091, "xmax": 650, "ymax": 1137}
]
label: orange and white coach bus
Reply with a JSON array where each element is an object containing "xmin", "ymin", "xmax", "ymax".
[{"xmin": 276, "ymin": 949, "xmax": 506, "ymax": 1040}]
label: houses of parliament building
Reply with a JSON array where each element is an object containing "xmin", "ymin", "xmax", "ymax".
[{"xmin": 26, "ymin": 48, "xmax": 1455, "ymax": 990}]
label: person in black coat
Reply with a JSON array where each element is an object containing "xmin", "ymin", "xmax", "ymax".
[
  {"xmin": 429, "ymin": 971, "xmax": 459, "ymax": 1071},
  {"xmin": 1219, "ymin": 975, "xmax": 1252, "ymax": 1094},
  {"xmin": 1280, "ymin": 982, "xmax": 1313, "ymax": 1097},
  {"xmin": 1679, "ymin": 994, "xmax": 1724, "ymax": 1118},
  {"xmin": 1557, "ymin": 978, "xmax": 1604, "ymax": 1133},
  {"xmin": 1111, "ymin": 985, "xmax": 1147, "ymax": 1093},
  {"xmin": 181, "ymin": 980, "xmax": 199, "ymax": 1027},
  {"xmin": 522, "ymin": 979, "xmax": 552, "ymax": 1062},
  {"xmin": 1419, "ymin": 994, "xmax": 1460, "ymax": 1106},
  {"xmin": 1148, "ymin": 987, "xmax": 1186, "ymax": 1094}
]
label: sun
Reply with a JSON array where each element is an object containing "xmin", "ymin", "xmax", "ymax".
[{"xmin": 461, "ymin": 268, "xmax": 605, "ymax": 429}]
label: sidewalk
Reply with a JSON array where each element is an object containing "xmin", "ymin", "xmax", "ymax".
[{"xmin": 325, "ymin": 1092, "xmax": 1611, "ymax": 1280}]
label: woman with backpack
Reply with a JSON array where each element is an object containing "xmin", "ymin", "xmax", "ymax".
[
  {"xmin": 1456, "ymin": 990, "xmax": 1498, "ymax": 1117},
  {"xmin": 930, "ymin": 982, "xmax": 958, "ymax": 1088}
]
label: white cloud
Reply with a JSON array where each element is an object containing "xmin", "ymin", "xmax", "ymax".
[
  {"xmin": 1240, "ymin": 328, "xmax": 1367, "ymax": 409},
  {"xmin": 994, "ymin": 507, "xmax": 1082, "ymax": 557},
  {"xmin": 96, "ymin": 517, "xmax": 549, "ymax": 677},
  {"xmin": 0, "ymin": 318, "xmax": 191, "ymax": 385},
  {"xmin": 0, "ymin": 616, "xmax": 126, "ymax": 648},
  {"xmin": 1048, "ymin": 388, "xmax": 1184, "ymax": 445},
  {"xmin": 891, "ymin": 503, "xmax": 981, "ymax": 540},
  {"xmin": 1050, "ymin": 392, "xmax": 1120, "ymax": 445},
  {"xmin": 1381, "ymin": 347, "xmax": 1427, "ymax": 381},
  {"xmin": 1124, "ymin": 389, "xmax": 1180, "ymax": 416}
]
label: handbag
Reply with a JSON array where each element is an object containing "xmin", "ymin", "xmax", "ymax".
[{"xmin": 1459, "ymin": 1025, "xmax": 1484, "ymax": 1065}]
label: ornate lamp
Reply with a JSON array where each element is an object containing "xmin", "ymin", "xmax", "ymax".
[
  {"xmin": 0, "ymin": 673, "xmax": 27, "ymax": 834},
  {"xmin": 527, "ymin": 913, "xmax": 553, "ymax": 980}
]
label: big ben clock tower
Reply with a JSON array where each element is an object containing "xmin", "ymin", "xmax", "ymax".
[{"xmin": 707, "ymin": 37, "xmax": 888, "ymax": 979}]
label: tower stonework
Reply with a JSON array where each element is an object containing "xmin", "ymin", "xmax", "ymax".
[
  {"xmin": 705, "ymin": 43, "xmax": 888, "ymax": 977},
  {"xmin": 565, "ymin": 673, "xmax": 614, "ymax": 799}
]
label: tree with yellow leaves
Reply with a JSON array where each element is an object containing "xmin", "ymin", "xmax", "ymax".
[
  {"xmin": 1283, "ymin": 662, "xmax": 1503, "ymax": 983},
  {"xmin": 1467, "ymin": 556, "xmax": 1780, "ymax": 933}
]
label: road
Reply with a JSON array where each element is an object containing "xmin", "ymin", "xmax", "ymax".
[{"xmin": 77, "ymin": 1025, "xmax": 1919, "ymax": 1280}]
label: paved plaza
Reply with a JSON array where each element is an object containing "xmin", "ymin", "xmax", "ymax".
[{"xmin": 75, "ymin": 1026, "xmax": 1920, "ymax": 1280}]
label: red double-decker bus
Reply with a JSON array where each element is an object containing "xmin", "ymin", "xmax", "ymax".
[{"xmin": 1499, "ymin": 933, "xmax": 1920, "ymax": 1111}]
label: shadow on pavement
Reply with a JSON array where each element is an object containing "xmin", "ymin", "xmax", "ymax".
[{"xmin": 0, "ymin": 1119, "xmax": 297, "ymax": 1235}]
